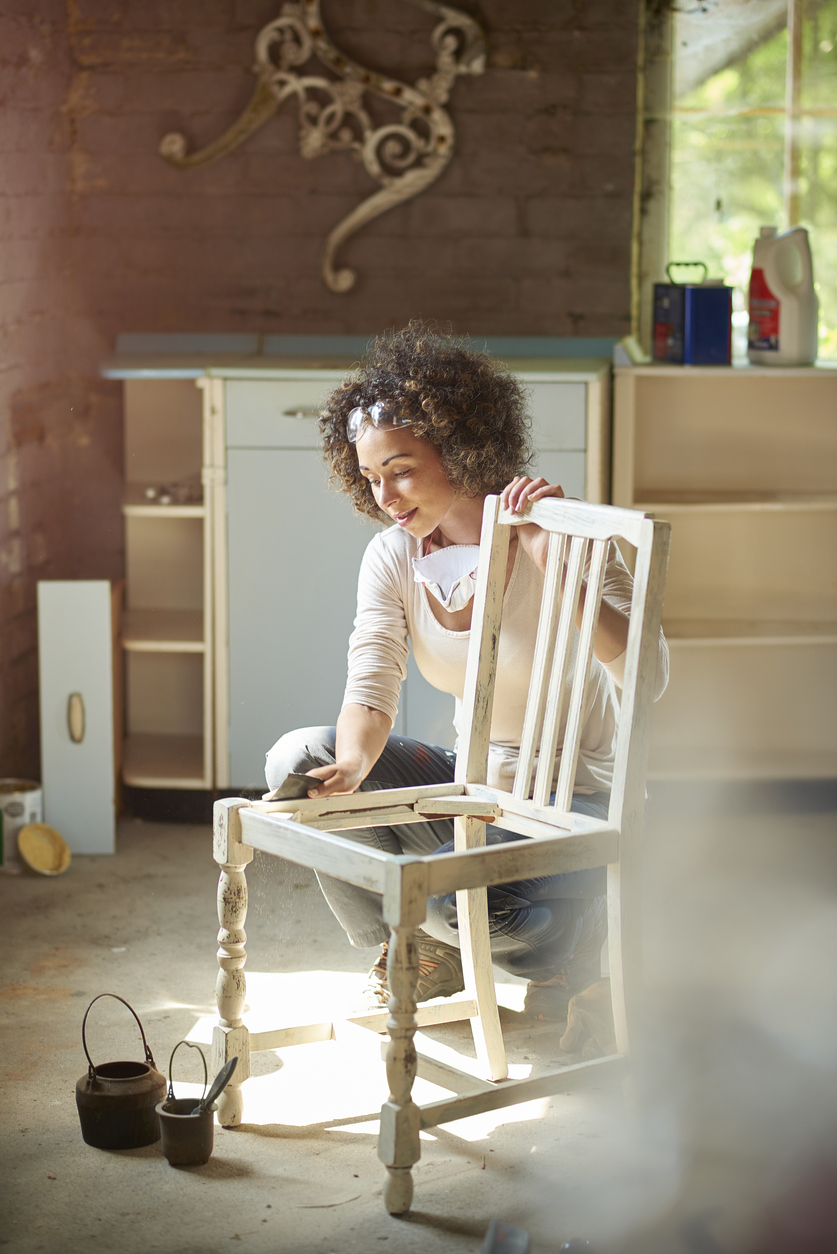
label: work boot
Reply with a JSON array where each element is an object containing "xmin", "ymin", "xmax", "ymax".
[
  {"xmin": 359, "ymin": 936, "xmax": 465, "ymax": 1010},
  {"xmin": 523, "ymin": 895, "xmax": 607, "ymax": 1022}
]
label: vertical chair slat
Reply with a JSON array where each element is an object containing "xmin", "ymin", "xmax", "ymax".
[
  {"xmin": 513, "ymin": 531, "xmax": 566, "ymax": 801},
  {"xmin": 553, "ymin": 537, "xmax": 609, "ymax": 813},
  {"xmin": 532, "ymin": 535, "xmax": 587, "ymax": 808},
  {"xmin": 605, "ymin": 518, "xmax": 670, "ymax": 1057},
  {"xmin": 456, "ymin": 496, "xmax": 510, "ymax": 786}
]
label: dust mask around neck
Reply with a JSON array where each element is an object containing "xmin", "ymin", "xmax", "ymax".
[{"xmin": 412, "ymin": 542, "xmax": 481, "ymax": 612}]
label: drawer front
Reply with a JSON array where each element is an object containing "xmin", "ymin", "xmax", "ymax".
[
  {"xmin": 226, "ymin": 379, "xmax": 343, "ymax": 448},
  {"xmin": 527, "ymin": 382, "xmax": 586, "ymax": 451},
  {"xmin": 226, "ymin": 378, "xmax": 588, "ymax": 453}
]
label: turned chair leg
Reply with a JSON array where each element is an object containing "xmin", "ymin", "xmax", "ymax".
[
  {"xmin": 212, "ymin": 799, "xmax": 253, "ymax": 1127},
  {"xmin": 378, "ymin": 922, "xmax": 421, "ymax": 1215}
]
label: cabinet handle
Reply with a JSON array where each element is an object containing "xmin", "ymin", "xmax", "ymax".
[
  {"xmin": 281, "ymin": 408, "xmax": 320, "ymax": 420},
  {"xmin": 67, "ymin": 693, "xmax": 85, "ymax": 744}
]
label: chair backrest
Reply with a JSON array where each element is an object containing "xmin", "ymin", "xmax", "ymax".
[{"xmin": 455, "ymin": 495, "xmax": 670, "ymax": 836}]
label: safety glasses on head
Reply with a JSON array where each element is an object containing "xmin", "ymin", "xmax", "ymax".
[{"xmin": 346, "ymin": 399, "xmax": 413, "ymax": 444}]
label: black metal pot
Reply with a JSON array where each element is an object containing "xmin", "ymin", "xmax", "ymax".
[{"xmin": 75, "ymin": 993, "xmax": 166, "ymax": 1150}]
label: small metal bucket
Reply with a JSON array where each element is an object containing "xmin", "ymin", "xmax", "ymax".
[
  {"xmin": 156, "ymin": 1041, "xmax": 216, "ymax": 1167},
  {"xmin": 75, "ymin": 994, "xmax": 166, "ymax": 1150}
]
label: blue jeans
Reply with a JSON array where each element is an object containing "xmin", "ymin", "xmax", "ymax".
[{"xmin": 265, "ymin": 727, "xmax": 608, "ymax": 981}]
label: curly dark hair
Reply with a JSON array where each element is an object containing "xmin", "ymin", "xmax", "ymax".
[{"xmin": 319, "ymin": 320, "xmax": 533, "ymax": 520}]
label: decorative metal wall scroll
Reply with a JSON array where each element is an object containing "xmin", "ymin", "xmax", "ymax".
[{"xmin": 159, "ymin": 0, "xmax": 485, "ymax": 293}]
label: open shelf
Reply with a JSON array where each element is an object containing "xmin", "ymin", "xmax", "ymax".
[
  {"xmin": 122, "ymin": 484, "xmax": 204, "ymax": 517},
  {"xmin": 123, "ymin": 733, "xmax": 206, "ymax": 788},
  {"xmin": 122, "ymin": 609, "xmax": 205, "ymax": 652},
  {"xmin": 664, "ymin": 618, "xmax": 837, "ymax": 644},
  {"xmin": 648, "ymin": 745, "xmax": 837, "ymax": 782},
  {"xmin": 637, "ymin": 492, "xmax": 836, "ymax": 510},
  {"xmin": 122, "ymin": 377, "xmax": 212, "ymax": 792}
]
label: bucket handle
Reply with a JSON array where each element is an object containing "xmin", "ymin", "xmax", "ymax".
[
  {"xmin": 81, "ymin": 992, "xmax": 158, "ymax": 1081},
  {"xmin": 167, "ymin": 1040, "xmax": 208, "ymax": 1103},
  {"xmin": 666, "ymin": 261, "xmax": 708, "ymax": 285}
]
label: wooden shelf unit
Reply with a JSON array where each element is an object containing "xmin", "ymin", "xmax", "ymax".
[
  {"xmin": 122, "ymin": 378, "xmax": 212, "ymax": 789},
  {"xmin": 614, "ymin": 363, "xmax": 837, "ymax": 781}
]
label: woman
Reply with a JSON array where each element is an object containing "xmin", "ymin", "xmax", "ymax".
[{"xmin": 265, "ymin": 321, "xmax": 668, "ymax": 1021}]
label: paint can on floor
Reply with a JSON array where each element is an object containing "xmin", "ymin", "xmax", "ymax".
[
  {"xmin": 0, "ymin": 779, "xmax": 43, "ymax": 872},
  {"xmin": 156, "ymin": 1041, "xmax": 216, "ymax": 1167}
]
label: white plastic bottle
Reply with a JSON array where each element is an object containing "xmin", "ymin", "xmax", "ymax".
[{"xmin": 748, "ymin": 226, "xmax": 819, "ymax": 366}]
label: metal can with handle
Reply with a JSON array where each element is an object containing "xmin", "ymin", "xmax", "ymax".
[
  {"xmin": 156, "ymin": 1041, "xmax": 216, "ymax": 1166},
  {"xmin": 75, "ymin": 993, "xmax": 166, "ymax": 1150}
]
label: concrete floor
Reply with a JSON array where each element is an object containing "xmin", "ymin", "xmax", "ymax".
[{"xmin": 2, "ymin": 783, "xmax": 837, "ymax": 1254}]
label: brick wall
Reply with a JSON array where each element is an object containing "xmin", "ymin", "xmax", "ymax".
[{"xmin": 0, "ymin": 0, "xmax": 639, "ymax": 777}]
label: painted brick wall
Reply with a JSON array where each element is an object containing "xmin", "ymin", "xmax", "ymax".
[
  {"xmin": 1, "ymin": 1, "xmax": 124, "ymax": 778},
  {"xmin": 0, "ymin": 0, "xmax": 639, "ymax": 777}
]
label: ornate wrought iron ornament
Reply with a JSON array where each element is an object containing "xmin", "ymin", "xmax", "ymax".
[{"xmin": 159, "ymin": 0, "xmax": 486, "ymax": 293}]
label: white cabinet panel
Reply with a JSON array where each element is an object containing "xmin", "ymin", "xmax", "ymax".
[
  {"xmin": 528, "ymin": 382, "xmax": 586, "ymax": 450},
  {"xmin": 403, "ymin": 654, "xmax": 456, "ymax": 751},
  {"xmin": 226, "ymin": 449, "xmax": 381, "ymax": 787},
  {"xmin": 535, "ymin": 451, "xmax": 586, "ymax": 500},
  {"xmin": 37, "ymin": 581, "xmax": 116, "ymax": 855}
]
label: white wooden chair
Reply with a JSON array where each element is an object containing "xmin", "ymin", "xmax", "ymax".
[{"xmin": 212, "ymin": 495, "xmax": 670, "ymax": 1214}]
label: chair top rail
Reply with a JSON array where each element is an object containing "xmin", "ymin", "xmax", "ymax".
[{"xmin": 498, "ymin": 496, "xmax": 653, "ymax": 548}]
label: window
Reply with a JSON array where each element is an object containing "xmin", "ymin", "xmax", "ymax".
[{"xmin": 667, "ymin": 0, "xmax": 836, "ymax": 359}]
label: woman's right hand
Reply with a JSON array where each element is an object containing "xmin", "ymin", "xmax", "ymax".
[
  {"xmin": 304, "ymin": 703, "xmax": 392, "ymax": 798},
  {"xmin": 301, "ymin": 759, "xmax": 364, "ymax": 798}
]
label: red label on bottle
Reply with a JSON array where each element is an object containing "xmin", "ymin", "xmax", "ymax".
[{"xmin": 748, "ymin": 267, "xmax": 780, "ymax": 351}]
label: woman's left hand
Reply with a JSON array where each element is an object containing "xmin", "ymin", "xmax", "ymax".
[
  {"xmin": 501, "ymin": 476, "xmax": 630, "ymax": 662},
  {"xmin": 501, "ymin": 476, "xmax": 565, "ymax": 517},
  {"xmin": 501, "ymin": 477, "xmax": 565, "ymax": 572}
]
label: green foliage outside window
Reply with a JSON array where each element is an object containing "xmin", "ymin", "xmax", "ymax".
[{"xmin": 670, "ymin": 1, "xmax": 837, "ymax": 360}]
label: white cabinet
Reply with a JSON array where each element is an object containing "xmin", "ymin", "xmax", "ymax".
[
  {"xmin": 613, "ymin": 364, "xmax": 837, "ymax": 780},
  {"xmin": 108, "ymin": 355, "xmax": 610, "ymax": 792},
  {"xmin": 210, "ymin": 360, "xmax": 610, "ymax": 788}
]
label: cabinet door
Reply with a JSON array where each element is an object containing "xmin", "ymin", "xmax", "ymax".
[
  {"xmin": 37, "ymin": 581, "xmax": 117, "ymax": 854},
  {"xmin": 226, "ymin": 449, "xmax": 382, "ymax": 787}
]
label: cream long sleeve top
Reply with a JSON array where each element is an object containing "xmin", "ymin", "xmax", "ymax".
[{"xmin": 342, "ymin": 524, "xmax": 669, "ymax": 795}]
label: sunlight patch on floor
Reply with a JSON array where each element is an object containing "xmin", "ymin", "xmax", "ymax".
[{"xmin": 183, "ymin": 967, "xmax": 550, "ymax": 1142}]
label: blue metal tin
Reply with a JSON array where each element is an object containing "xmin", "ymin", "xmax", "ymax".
[{"xmin": 653, "ymin": 282, "xmax": 732, "ymax": 366}]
